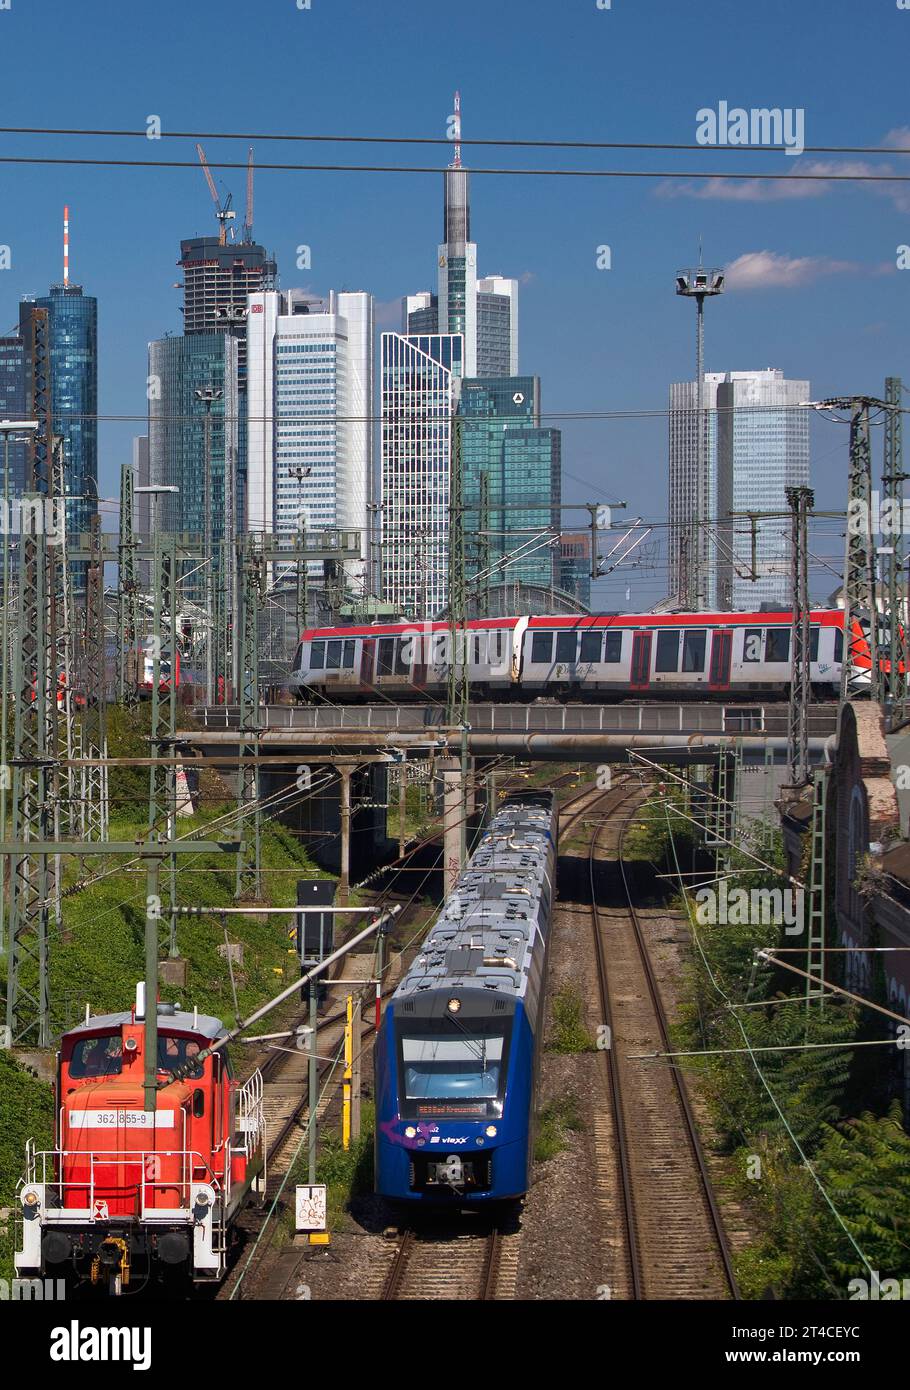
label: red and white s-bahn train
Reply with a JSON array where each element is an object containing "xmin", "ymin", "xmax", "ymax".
[
  {"xmin": 288, "ymin": 609, "xmax": 856, "ymax": 702},
  {"xmin": 14, "ymin": 990, "xmax": 264, "ymax": 1293}
]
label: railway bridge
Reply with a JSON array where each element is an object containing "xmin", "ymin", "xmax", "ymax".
[{"xmin": 176, "ymin": 701, "xmax": 839, "ymax": 893}]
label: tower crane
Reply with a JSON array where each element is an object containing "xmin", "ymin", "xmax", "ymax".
[
  {"xmin": 243, "ymin": 146, "xmax": 254, "ymax": 244},
  {"xmin": 195, "ymin": 143, "xmax": 235, "ymax": 246}
]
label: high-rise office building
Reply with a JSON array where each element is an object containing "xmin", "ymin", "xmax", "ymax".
[
  {"xmin": 403, "ymin": 96, "xmax": 518, "ymax": 379},
  {"xmin": 0, "ymin": 334, "xmax": 27, "ymax": 499},
  {"xmin": 460, "ymin": 376, "xmax": 560, "ymax": 594},
  {"xmin": 29, "ymin": 285, "xmax": 99, "ymax": 540},
  {"xmin": 559, "ymin": 533, "xmax": 592, "ymax": 609},
  {"xmin": 178, "ymin": 235, "xmax": 277, "ymax": 531},
  {"xmin": 380, "ymin": 331, "xmax": 463, "ymax": 619},
  {"xmin": 669, "ymin": 373, "xmax": 723, "ymax": 608},
  {"xmin": 246, "ymin": 289, "xmax": 374, "ymax": 577},
  {"xmin": 148, "ymin": 333, "xmax": 239, "ymax": 554},
  {"xmin": 668, "ymin": 369, "xmax": 809, "ymax": 610},
  {"xmin": 717, "ymin": 370, "xmax": 810, "ymax": 609}
]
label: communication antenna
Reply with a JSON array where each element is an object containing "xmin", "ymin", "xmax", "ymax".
[
  {"xmin": 452, "ymin": 90, "xmax": 462, "ymax": 169},
  {"xmin": 63, "ymin": 205, "xmax": 69, "ymax": 286}
]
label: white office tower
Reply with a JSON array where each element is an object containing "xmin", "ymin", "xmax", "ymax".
[
  {"xmin": 476, "ymin": 275, "xmax": 518, "ymax": 377},
  {"xmin": 246, "ymin": 288, "xmax": 374, "ymax": 581},
  {"xmin": 668, "ymin": 373, "xmax": 724, "ymax": 609},
  {"xmin": 668, "ymin": 369, "xmax": 810, "ymax": 610},
  {"xmin": 380, "ymin": 331, "xmax": 464, "ymax": 620}
]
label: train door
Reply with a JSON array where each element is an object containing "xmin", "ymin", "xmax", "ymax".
[
  {"xmin": 630, "ymin": 632, "xmax": 652, "ymax": 691},
  {"xmin": 361, "ymin": 639, "xmax": 375, "ymax": 692},
  {"xmin": 708, "ymin": 631, "xmax": 733, "ymax": 691}
]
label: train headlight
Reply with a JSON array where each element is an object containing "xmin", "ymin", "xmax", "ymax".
[
  {"xmin": 404, "ymin": 1126, "xmax": 417, "ymax": 1139},
  {"xmin": 447, "ymin": 997, "xmax": 461, "ymax": 1014},
  {"xmin": 194, "ymin": 1191, "xmax": 210, "ymax": 1208},
  {"xmin": 485, "ymin": 1125, "xmax": 497, "ymax": 1138},
  {"xmin": 23, "ymin": 1190, "xmax": 39, "ymax": 1206}
]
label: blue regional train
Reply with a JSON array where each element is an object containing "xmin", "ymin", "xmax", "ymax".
[{"xmin": 374, "ymin": 791, "xmax": 558, "ymax": 1204}]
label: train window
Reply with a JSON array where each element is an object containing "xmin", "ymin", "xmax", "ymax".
[
  {"xmin": 835, "ymin": 628, "xmax": 843, "ymax": 663},
  {"xmin": 579, "ymin": 632, "xmax": 602, "ymax": 662},
  {"xmin": 401, "ymin": 1035, "xmax": 505, "ymax": 1100},
  {"xmin": 743, "ymin": 629, "xmax": 763, "ymax": 663},
  {"xmin": 810, "ymin": 627, "xmax": 820, "ymax": 663},
  {"xmin": 292, "ymin": 643, "xmax": 305, "ymax": 672},
  {"xmin": 765, "ymin": 628, "xmax": 791, "ymax": 663},
  {"xmin": 343, "ymin": 639, "xmax": 355, "ymax": 668},
  {"xmin": 326, "ymin": 640, "xmax": 342, "ymax": 670},
  {"xmin": 555, "ymin": 631, "xmax": 577, "ymax": 663},
  {"xmin": 377, "ymin": 638, "xmax": 395, "ymax": 675},
  {"xmin": 489, "ymin": 630, "xmax": 507, "ymax": 668},
  {"xmin": 603, "ymin": 631, "xmax": 622, "ymax": 663},
  {"xmin": 655, "ymin": 630, "xmax": 680, "ymax": 672},
  {"xmin": 682, "ymin": 630, "xmax": 706, "ymax": 672},
  {"xmin": 68, "ymin": 1034, "xmax": 123, "ymax": 1079},
  {"xmin": 310, "ymin": 641, "xmax": 325, "ymax": 670},
  {"xmin": 473, "ymin": 633, "xmax": 482, "ymax": 664},
  {"xmin": 193, "ymin": 1088, "xmax": 205, "ymax": 1119},
  {"xmin": 531, "ymin": 632, "xmax": 553, "ymax": 663},
  {"xmin": 394, "ymin": 641, "xmax": 411, "ymax": 675}
]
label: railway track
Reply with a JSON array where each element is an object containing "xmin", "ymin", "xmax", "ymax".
[
  {"xmin": 583, "ymin": 787, "xmax": 739, "ymax": 1300},
  {"xmin": 377, "ymin": 1222, "xmax": 519, "ymax": 1300}
]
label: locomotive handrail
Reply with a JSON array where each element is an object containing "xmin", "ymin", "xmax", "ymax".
[{"xmin": 21, "ymin": 1147, "xmax": 223, "ymax": 1214}]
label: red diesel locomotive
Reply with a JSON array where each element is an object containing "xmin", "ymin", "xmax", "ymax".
[{"xmin": 15, "ymin": 989, "xmax": 264, "ymax": 1293}]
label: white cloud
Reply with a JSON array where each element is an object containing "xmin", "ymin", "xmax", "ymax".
[{"xmin": 723, "ymin": 250, "xmax": 860, "ymax": 290}]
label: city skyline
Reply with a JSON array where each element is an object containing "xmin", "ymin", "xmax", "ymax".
[{"xmin": 0, "ymin": 0, "xmax": 905, "ymax": 610}]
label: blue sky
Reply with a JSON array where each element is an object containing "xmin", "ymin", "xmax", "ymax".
[{"xmin": 0, "ymin": 0, "xmax": 907, "ymax": 606}]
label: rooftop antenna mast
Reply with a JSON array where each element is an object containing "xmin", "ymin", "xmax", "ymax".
[
  {"xmin": 452, "ymin": 90, "xmax": 461, "ymax": 168},
  {"xmin": 63, "ymin": 205, "xmax": 69, "ymax": 286}
]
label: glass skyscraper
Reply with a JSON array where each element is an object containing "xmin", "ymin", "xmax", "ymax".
[
  {"xmin": 0, "ymin": 334, "xmax": 27, "ymax": 499},
  {"xmin": 32, "ymin": 286, "xmax": 98, "ymax": 540},
  {"xmin": 148, "ymin": 333, "xmax": 239, "ymax": 566},
  {"xmin": 460, "ymin": 376, "xmax": 561, "ymax": 595},
  {"xmin": 380, "ymin": 332, "xmax": 463, "ymax": 619},
  {"xmin": 668, "ymin": 369, "xmax": 809, "ymax": 610}
]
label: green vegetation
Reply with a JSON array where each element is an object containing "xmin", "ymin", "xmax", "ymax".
[
  {"xmin": 547, "ymin": 986, "xmax": 595, "ymax": 1054},
  {"xmin": 534, "ymin": 1093, "xmax": 584, "ymax": 1163},
  {"xmin": 0, "ymin": 1051, "xmax": 54, "ymax": 1281},
  {"xmin": 661, "ymin": 805, "xmax": 910, "ymax": 1300}
]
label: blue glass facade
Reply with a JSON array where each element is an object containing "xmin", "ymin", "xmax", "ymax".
[
  {"xmin": 148, "ymin": 334, "xmax": 239, "ymax": 597},
  {"xmin": 460, "ymin": 377, "xmax": 560, "ymax": 593},
  {"xmin": 32, "ymin": 286, "xmax": 98, "ymax": 539}
]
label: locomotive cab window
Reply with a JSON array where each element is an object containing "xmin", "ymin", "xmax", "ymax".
[
  {"xmin": 531, "ymin": 632, "xmax": 553, "ymax": 663},
  {"xmin": 682, "ymin": 630, "xmax": 706, "ymax": 673},
  {"xmin": 555, "ymin": 632, "xmax": 577, "ymax": 664},
  {"xmin": 157, "ymin": 1035, "xmax": 204, "ymax": 1079},
  {"xmin": 310, "ymin": 641, "xmax": 325, "ymax": 670},
  {"xmin": 765, "ymin": 628, "xmax": 791, "ymax": 663},
  {"xmin": 398, "ymin": 1017, "xmax": 512, "ymax": 1118},
  {"xmin": 655, "ymin": 630, "xmax": 680, "ymax": 672},
  {"xmin": 579, "ymin": 632, "xmax": 602, "ymax": 663},
  {"xmin": 68, "ymin": 1033, "xmax": 123, "ymax": 1078}
]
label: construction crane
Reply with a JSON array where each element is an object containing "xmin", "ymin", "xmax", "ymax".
[
  {"xmin": 195, "ymin": 143, "xmax": 235, "ymax": 246},
  {"xmin": 243, "ymin": 146, "xmax": 254, "ymax": 244}
]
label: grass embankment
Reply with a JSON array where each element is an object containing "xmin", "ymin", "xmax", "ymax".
[{"xmin": 0, "ymin": 702, "xmax": 328, "ymax": 1280}]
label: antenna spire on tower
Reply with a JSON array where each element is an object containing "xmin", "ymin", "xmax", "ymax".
[
  {"xmin": 452, "ymin": 90, "xmax": 462, "ymax": 169},
  {"xmin": 63, "ymin": 205, "xmax": 69, "ymax": 286}
]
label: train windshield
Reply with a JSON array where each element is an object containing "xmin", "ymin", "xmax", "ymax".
[{"xmin": 400, "ymin": 1030, "xmax": 508, "ymax": 1107}]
